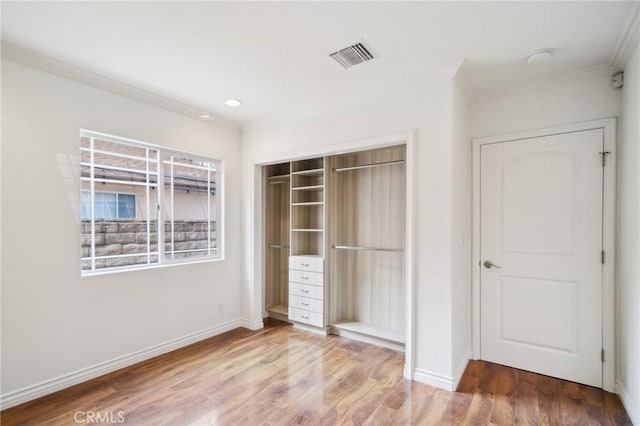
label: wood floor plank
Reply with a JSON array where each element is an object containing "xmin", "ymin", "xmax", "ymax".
[
  {"xmin": 513, "ymin": 370, "xmax": 539, "ymax": 425},
  {"xmin": 1, "ymin": 320, "xmax": 632, "ymax": 425},
  {"xmin": 560, "ymin": 381, "xmax": 590, "ymax": 425}
]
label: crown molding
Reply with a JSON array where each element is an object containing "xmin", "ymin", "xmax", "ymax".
[
  {"xmin": 1, "ymin": 41, "xmax": 240, "ymax": 131},
  {"xmin": 454, "ymin": 60, "xmax": 476, "ymax": 100},
  {"xmin": 611, "ymin": 2, "xmax": 640, "ymax": 70}
]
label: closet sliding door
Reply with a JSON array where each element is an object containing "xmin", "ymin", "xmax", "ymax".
[{"xmin": 328, "ymin": 145, "xmax": 406, "ymax": 345}]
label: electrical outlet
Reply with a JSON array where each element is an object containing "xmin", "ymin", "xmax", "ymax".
[{"xmin": 217, "ymin": 303, "xmax": 224, "ymax": 314}]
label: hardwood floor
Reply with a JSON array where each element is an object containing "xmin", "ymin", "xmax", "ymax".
[{"xmin": 1, "ymin": 320, "xmax": 631, "ymax": 425}]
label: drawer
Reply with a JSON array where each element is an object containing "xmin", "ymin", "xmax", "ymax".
[
  {"xmin": 289, "ymin": 256, "xmax": 323, "ymax": 273},
  {"xmin": 289, "ymin": 269, "xmax": 323, "ymax": 286},
  {"xmin": 289, "ymin": 282, "xmax": 323, "ymax": 300},
  {"xmin": 289, "ymin": 295, "xmax": 322, "ymax": 313},
  {"xmin": 288, "ymin": 307, "xmax": 323, "ymax": 328}
]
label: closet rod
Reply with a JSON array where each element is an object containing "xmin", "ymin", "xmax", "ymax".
[
  {"xmin": 333, "ymin": 159, "xmax": 405, "ymax": 172},
  {"xmin": 332, "ymin": 245, "xmax": 404, "ymax": 253},
  {"xmin": 267, "ymin": 181, "xmax": 289, "ymax": 185},
  {"xmin": 268, "ymin": 244, "xmax": 290, "ymax": 249}
]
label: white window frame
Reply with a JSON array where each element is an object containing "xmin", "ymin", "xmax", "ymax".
[{"xmin": 80, "ymin": 130, "xmax": 224, "ymax": 276}]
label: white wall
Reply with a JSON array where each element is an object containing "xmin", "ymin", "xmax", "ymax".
[
  {"xmin": 471, "ymin": 67, "xmax": 622, "ymax": 138},
  {"xmin": 617, "ymin": 40, "xmax": 640, "ymax": 424},
  {"xmin": 1, "ymin": 59, "xmax": 243, "ymax": 405},
  {"xmin": 450, "ymin": 77, "xmax": 472, "ymax": 384},
  {"xmin": 241, "ymin": 66, "xmax": 472, "ymax": 388}
]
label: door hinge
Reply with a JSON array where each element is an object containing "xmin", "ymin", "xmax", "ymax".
[
  {"xmin": 601, "ymin": 251, "xmax": 606, "ymax": 264},
  {"xmin": 600, "ymin": 151, "xmax": 611, "ymax": 166},
  {"xmin": 601, "ymin": 348, "xmax": 605, "ymax": 362}
]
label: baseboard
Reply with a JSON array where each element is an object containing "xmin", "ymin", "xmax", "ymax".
[
  {"xmin": 413, "ymin": 349, "xmax": 472, "ymax": 392},
  {"xmin": 414, "ymin": 368, "xmax": 456, "ymax": 391},
  {"xmin": 238, "ymin": 318, "xmax": 264, "ymax": 331},
  {"xmin": 616, "ymin": 380, "xmax": 639, "ymax": 425},
  {"xmin": 452, "ymin": 349, "xmax": 472, "ymax": 391},
  {"xmin": 0, "ymin": 318, "xmax": 245, "ymax": 410}
]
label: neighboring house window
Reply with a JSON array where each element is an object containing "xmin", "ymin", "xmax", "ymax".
[
  {"xmin": 80, "ymin": 130, "xmax": 222, "ymax": 274},
  {"xmin": 80, "ymin": 191, "xmax": 136, "ymax": 220}
]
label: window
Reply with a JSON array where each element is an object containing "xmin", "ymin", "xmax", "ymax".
[
  {"xmin": 80, "ymin": 130, "xmax": 222, "ymax": 274},
  {"xmin": 80, "ymin": 191, "xmax": 136, "ymax": 220}
]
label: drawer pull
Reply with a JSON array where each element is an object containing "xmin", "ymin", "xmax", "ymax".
[
  {"xmin": 301, "ymin": 302, "xmax": 309, "ymax": 306},
  {"xmin": 301, "ymin": 315, "xmax": 309, "ymax": 319},
  {"xmin": 301, "ymin": 263, "xmax": 310, "ymax": 267},
  {"xmin": 301, "ymin": 276, "xmax": 310, "ymax": 280},
  {"xmin": 301, "ymin": 289, "xmax": 310, "ymax": 293}
]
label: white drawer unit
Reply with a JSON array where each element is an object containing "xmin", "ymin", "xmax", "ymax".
[
  {"xmin": 289, "ymin": 282, "xmax": 322, "ymax": 300},
  {"xmin": 289, "ymin": 307, "xmax": 323, "ymax": 328},
  {"xmin": 289, "ymin": 256, "xmax": 323, "ymax": 273},
  {"xmin": 289, "ymin": 269, "xmax": 322, "ymax": 286},
  {"xmin": 289, "ymin": 295, "xmax": 322, "ymax": 313},
  {"xmin": 288, "ymin": 255, "xmax": 324, "ymax": 328}
]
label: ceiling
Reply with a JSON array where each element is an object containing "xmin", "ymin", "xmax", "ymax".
[{"xmin": 1, "ymin": 2, "xmax": 636, "ymax": 125}]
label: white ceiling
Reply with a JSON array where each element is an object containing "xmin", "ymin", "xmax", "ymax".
[{"xmin": 1, "ymin": 2, "xmax": 636, "ymax": 125}]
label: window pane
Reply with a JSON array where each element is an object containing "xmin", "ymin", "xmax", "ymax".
[
  {"xmin": 94, "ymin": 192, "xmax": 117, "ymax": 220},
  {"xmin": 81, "ymin": 131, "xmax": 221, "ymax": 274},
  {"xmin": 80, "ymin": 190, "xmax": 90, "ymax": 220},
  {"xmin": 163, "ymin": 155, "xmax": 217, "ymax": 261},
  {"xmin": 118, "ymin": 194, "xmax": 136, "ymax": 219},
  {"xmin": 81, "ymin": 189, "xmax": 158, "ymax": 271}
]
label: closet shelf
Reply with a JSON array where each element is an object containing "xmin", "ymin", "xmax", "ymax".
[
  {"xmin": 292, "ymin": 201, "xmax": 324, "ymax": 206},
  {"xmin": 332, "ymin": 245, "xmax": 404, "ymax": 253},
  {"xmin": 292, "ymin": 228, "xmax": 324, "ymax": 232},
  {"xmin": 291, "ymin": 168, "xmax": 324, "ymax": 176},
  {"xmin": 291, "ymin": 185, "xmax": 324, "ymax": 191},
  {"xmin": 333, "ymin": 159, "xmax": 405, "ymax": 173},
  {"xmin": 268, "ymin": 174, "xmax": 290, "ymax": 180},
  {"xmin": 268, "ymin": 305, "xmax": 288, "ymax": 316}
]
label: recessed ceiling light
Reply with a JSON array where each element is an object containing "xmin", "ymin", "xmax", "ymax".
[
  {"xmin": 526, "ymin": 49, "xmax": 553, "ymax": 65},
  {"xmin": 225, "ymin": 99, "xmax": 242, "ymax": 107},
  {"xmin": 198, "ymin": 113, "xmax": 213, "ymax": 120}
]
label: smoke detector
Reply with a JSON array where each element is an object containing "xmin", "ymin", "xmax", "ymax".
[
  {"xmin": 330, "ymin": 42, "xmax": 375, "ymax": 69},
  {"xmin": 526, "ymin": 49, "xmax": 553, "ymax": 64},
  {"xmin": 611, "ymin": 72, "xmax": 624, "ymax": 89}
]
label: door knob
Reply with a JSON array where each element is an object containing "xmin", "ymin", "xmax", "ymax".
[{"xmin": 483, "ymin": 260, "xmax": 502, "ymax": 269}]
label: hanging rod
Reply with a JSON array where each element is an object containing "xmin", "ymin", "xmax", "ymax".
[
  {"xmin": 268, "ymin": 181, "xmax": 289, "ymax": 185},
  {"xmin": 268, "ymin": 244, "xmax": 290, "ymax": 249},
  {"xmin": 333, "ymin": 159, "xmax": 405, "ymax": 172},
  {"xmin": 332, "ymin": 245, "xmax": 404, "ymax": 253}
]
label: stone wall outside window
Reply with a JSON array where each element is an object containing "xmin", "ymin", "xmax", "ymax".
[{"xmin": 81, "ymin": 220, "xmax": 216, "ymax": 270}]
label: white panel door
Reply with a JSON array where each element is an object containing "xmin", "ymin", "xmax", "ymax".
[{"xmin": 480, "ymin": 129, "xmax": 603, "ymax": 387}]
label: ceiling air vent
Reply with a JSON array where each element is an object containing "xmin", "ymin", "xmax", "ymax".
[{"xmin": 330, "ymin": 42, "xmax": 375, "ymax": 69}]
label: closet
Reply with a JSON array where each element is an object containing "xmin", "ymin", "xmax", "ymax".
[{"xmin": 263, "ymin": 145, "xmax": 405, "ymax": 349}]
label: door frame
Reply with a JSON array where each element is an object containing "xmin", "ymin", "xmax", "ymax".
[{"xmin": 471, "ymin": 118, "xmax": 617, "ymax": 391}]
